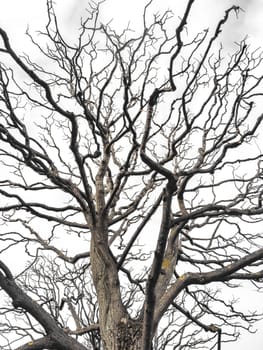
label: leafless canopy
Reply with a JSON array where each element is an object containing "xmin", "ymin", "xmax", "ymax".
[{"xmin": 0, "ymin": 0, "xmax": 263, "ymax": 349}]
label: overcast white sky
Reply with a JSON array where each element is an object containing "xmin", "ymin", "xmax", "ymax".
[
  {"xmin": 0, "ymin": 1, "xmax": 263, "ymax": 349},
  {"xmin": 1, "ymin": 0, "xmax": 263, "ymax": 48}
]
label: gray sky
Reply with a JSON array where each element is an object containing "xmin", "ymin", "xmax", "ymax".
[
  {"xmin": 0, "ymin": 1, "xmax": 263, "ymax": 349},
  {"xmin": 2, "ymin": 0, "xmax": 263, "ymax": 46}
]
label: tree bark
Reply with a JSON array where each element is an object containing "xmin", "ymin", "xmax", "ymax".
[
  {"xmin": 90, "ymin": 233, "xmax": 143, "ymax": 349},
  {"xmin": 88, "ymin": 149, "xmax": 145, "ymax": 349}
]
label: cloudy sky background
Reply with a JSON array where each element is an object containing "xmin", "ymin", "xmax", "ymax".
[
  {"xmin": 0, "ymin": 0, "xmax": 263, "ymax": 349},
  {"xmin": 1, "ymin": 0, "xmax": 263, "ymax": 48}
]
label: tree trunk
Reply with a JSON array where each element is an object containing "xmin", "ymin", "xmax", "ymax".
[
  {"xmin": 102, "ymin": 318, "xmax": 142, "ymax": 350},
  {"xmin": 90, "ymin": 235, "xmax": 143, "ymax": 349},
  {"xmin": 90, "ymin": 152, "xmax": 145, "ymax": 349}
]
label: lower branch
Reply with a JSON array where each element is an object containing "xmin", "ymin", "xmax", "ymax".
[
  {"xmin": 0, "ymin": 261, "xmax": 87, "ymax": 350},
  {"xmin": 15, "ymin": 336, "xmax": 54, "ymax": 350}
]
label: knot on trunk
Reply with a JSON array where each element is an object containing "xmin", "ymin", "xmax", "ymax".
[{"xmin": 114, "ymin": 318, "xmax": 142, "ymax": 350}]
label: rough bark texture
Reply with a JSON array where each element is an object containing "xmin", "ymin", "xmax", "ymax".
[{"xmin": 90, "ymin": 235, "xmax": 143, "ymax": 349}]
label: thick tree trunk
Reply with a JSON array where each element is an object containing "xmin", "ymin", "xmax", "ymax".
[
  {"xmin": 90, "ymin": 235, "xmax": 143, "ymax": 349},
  {"xmin": 90, "ymin": 151, "xmax": 145, "ymax": 349},
  {"xmin": 102, "ymin": 318, "xmax": 142, "ymax": 350}
]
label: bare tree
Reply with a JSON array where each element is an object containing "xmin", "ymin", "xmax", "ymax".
[{"xmin": 0, "ymin": 0, "xmax": 263, "ymax": 349}]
